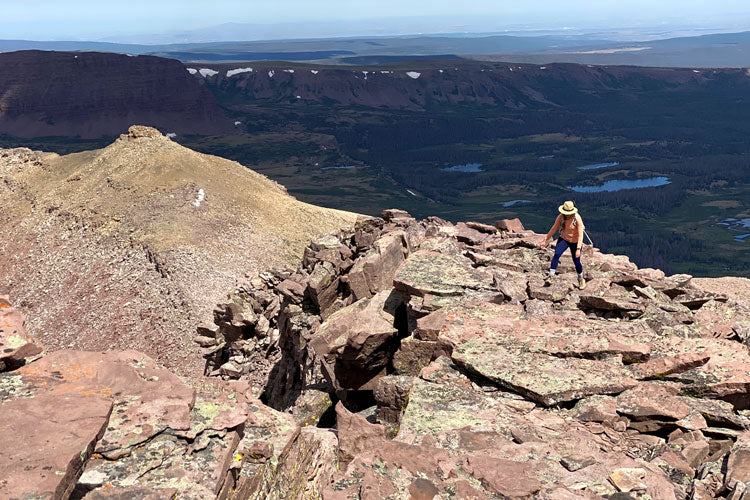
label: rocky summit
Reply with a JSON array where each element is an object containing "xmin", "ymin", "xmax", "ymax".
[
  {"xmin": 2, "ymin": 206, "xmax": 750, "ymax": 499},
  {"xmin": 0, "ymin": 127, "xmax": 357, "ymax": 377}
]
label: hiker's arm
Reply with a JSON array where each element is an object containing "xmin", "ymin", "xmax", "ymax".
[{"xmin": 542, "ymin": 215, "xmax": 562, "ymax": 247}]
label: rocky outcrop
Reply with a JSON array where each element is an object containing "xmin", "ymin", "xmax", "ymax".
[
  {"xmin": 0, "ymin": 50, "xmax": 234, "ymax": 137},
  {"xmin": 4, "ymin": 206, "xmax": 749, "ymax": 499},
  {"xmin": 199, "ymin": 210, "xmax": 750, "ymax": 499},
  {"xmin": 0, "ymin": 299, "xmax": 333, "ymax": 500}
]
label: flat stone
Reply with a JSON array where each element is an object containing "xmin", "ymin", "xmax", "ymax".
[
  {"xmin": 393, "ymin": 250, "xmax": 494, "ymax": 297},
  {"xmin": 0, "ymin": 392, "xmax": 112, "ymax": 500},
  {"xmin": 453, "ymin": 341, "xmax": 636, "ymax": 406},
  {"xmin": 609, "ymin": 467, "xmax": 648, "ymax": 492},
  {"xmin": 455, "ymin": 222, "xmax": 489, "ymax": 245},
  {"xmin": 465, "ymin": 221, "xmax": 497, "ymax": 234},
  {"xmin": 464, "ymin": 454, "xmax": 541, "ymax": 498},
  {"xmin": 616, "ymin": 383, "xmax": 691, "ymax": 421},
  {"xmin": 628, "ymin": 352, "xmax": 710, "ymax": 379},
  {"xmin": 579, "ymin": 293, "xmax": 645, "ymax": 312}
]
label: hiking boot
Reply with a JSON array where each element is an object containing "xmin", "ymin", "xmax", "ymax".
[{"xmin": 578, "ymin": 277, "xmax": 587, "ymax": 290}]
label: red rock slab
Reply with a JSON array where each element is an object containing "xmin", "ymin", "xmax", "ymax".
[
  {"xmin": 464, "ymin": 454, "xmax": 541, "ymax": 498},
  {"xmin": 82, "ymin": 380, "xmax": 254, "ymax": 498},
  {"xmin": 433, "ymin": 302, "xmax": 651, "ymax": 362},
  {"xmin": 648, "ymin": 335, "xmax": 750, "ymax": 399},
  {"xmin": 347, "ymin": 230, "xmax": 407, "ymax": 300},
  {"xmin": 0, "ymin": 296, "xmax": 43, "ymax": 369},
  {"xmin": 84, "ymin": 486, "xmax": 178, "ymax": 499},
  {"xmin": 628, "ymin": 352, "xmax": 710, "ymax": 379},
  {"xmin": 393, "ymin": 250, "xmax": 495, "ymax": 297},
  {"xmin": 453, "ymin": 341, "xmax": 637, "ymax": 406},
  {"xmin": 310, "ymin": 291, "xmax": 399, "ymax": 391},
  {"xmin": 616, "ymin": 383, "xmax": 692, "ymax": 421},
  {"xmin": 12, "ymin": 350, "xmax": 195, "ymax": 458},
  {"xmin": 495, "ymin": 218, "xmax": 525, "ymax": 232},
  {"xmin": 0, "ymin": 391, "xmax": 112, "ymax": 500}
]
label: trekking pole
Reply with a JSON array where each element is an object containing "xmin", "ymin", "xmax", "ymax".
[{"xmin": 584, "ymin": 230, "xmax": 594, "ymax": 247}]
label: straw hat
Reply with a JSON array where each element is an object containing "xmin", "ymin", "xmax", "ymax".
[{"xmin": 558, "ymin": 200, "xmax": 578, "ymax": 215}]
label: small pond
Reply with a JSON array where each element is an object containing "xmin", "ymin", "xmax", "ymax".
[
  {"xmin": 442, "ymin": 163, "xmax": 483, "ymax": 173},
  {"xmin": 578, "ymin": 161, "xmax": 620, "ymax": 171},
  {"xmin": 503, "ymin": 199, "xmax": 532, "ymax": 207},
  {"xmin": 716, "ymin": 218, "xmax": 750, "ymax": 242},
  {"xmin": 321, "ymin": 165, "xmax": 357, "ymax": 171},
  {"xmin": 569, "ymin": 177, "xmax": 671, "ymax": 193}
]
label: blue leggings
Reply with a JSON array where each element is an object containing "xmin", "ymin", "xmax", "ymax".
[{"xmin": 551, "ymin": 239, "xmax": 583, "ymax": 274}]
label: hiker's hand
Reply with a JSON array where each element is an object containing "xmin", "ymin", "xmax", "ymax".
[
  {"xmin": 576, "ymin": 249, "xmax": 581, "ymax": 258},
  {"xmin": 542, "ymin": 237, "xmax": 549, "ymax": 248}
]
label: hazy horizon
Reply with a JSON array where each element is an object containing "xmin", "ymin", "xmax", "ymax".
[{"xmin": 2, "ymin": 1, "xmax": 749, "ymax": 43}]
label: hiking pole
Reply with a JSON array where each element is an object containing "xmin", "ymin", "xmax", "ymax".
[{"xmin": 584, "ymin": 230, "xmax": 594, "ymax": 247}]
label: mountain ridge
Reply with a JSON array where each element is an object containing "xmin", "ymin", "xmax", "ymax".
[{"xmin": 0, "ymin": 126, "xmax": 358, "ymax": 377}]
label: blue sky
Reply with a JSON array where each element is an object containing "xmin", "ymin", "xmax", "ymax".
[{"xmin": 2, "ymin": 0, "xmax": 749, "ymax": 40}]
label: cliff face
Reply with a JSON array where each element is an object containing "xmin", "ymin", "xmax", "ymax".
[
  {"xmin": 197, "ymin": 61, "xmax": 750, "ymax": 110},
  {"xmin": 0, "ymin": 50, "xmax": 235, "ymax": 137}
]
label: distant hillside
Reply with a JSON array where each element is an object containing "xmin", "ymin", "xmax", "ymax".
[
  {"xmin": 0, "ymin": 50, "xmax": 234, "ymax": 137},
  {"xmin": 192, "ymin": 59, "xmax": 750, "ymax": 110},
  {"xmin": 0, "ymin": 126, "xmax": 357, "ymax": 377}
]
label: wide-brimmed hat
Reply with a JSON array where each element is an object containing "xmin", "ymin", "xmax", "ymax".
[{"xmin": 558, "ymin": 200, "xmax": 578, "ymax": 215}]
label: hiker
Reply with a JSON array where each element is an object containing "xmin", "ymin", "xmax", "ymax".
[{"xmin": 542, "ymin": 200, "xmax": 586, "ymax": 290}]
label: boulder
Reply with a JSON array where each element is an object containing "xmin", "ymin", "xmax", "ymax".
[
  {"xmin": 374, "ymin": 375, "xmax": 414, "ymax": 432},
  {"xmin": 347, "ymin": 231, "xmax": 408, "ymax": 300},
  {"xmin": 248, "ymin": 427, "xmax": 338, "ymax": 500},
  {"xmin": 455, "ymin": 222, "xmax": 489, "ymax": 245},
  {"xmin": 0, "ymin": 296, "xmax": 43, "ymax": 370},
  {"xmin": 392, "ymin": 336, "xmax": 444, "ymax": 375},
  {"xmin": 494, "ymin": 218, "xmax": 525, "ymax": 232},
  {"xmin": 382, "ymin": 208, "xmax": 414, "ymax": 223},
  {"xmin": 310, "ymin": 291, "xmax": 401, "ymax": 391},
  {"xmin": 465, "ymin": 221, "xmax": 497, "ymax": 234},
  {"xmin": 307, "ymin": 261, "xmax": 340, "ymax": 316}
]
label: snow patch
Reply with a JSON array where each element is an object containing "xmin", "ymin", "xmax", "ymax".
[
  {"xmin": 268, "ymin": 70, "xmax": 275, "ymax": 78},
  {"xmin": 187, "ymin": 68, "xmax": 198, "ymax": 75},
  {"xmin": 283, "ymin": 69, "xmax": 295, "ymax": 73},
  {"xmin": 540, "ymin": 66, "xmax": 547, "ymax": 70},
  {"xmin": 227, "ymin": 67, "xmax": 253, "ymax": 77},
  {"xmin": 406, "ymin": 71, "xmax": 421, "ymax": 79},
  {"xmin": 234, "ymin": 121, "xmax": 242, "ymax": 126},
  {"xmin": 693, "ymin": 70, "xmax": 700, "ymax": 73},
  {"xmin": 407, "ymin": 189, "xmax": 417, "ymax": 196},
  {"xmin": 438, "ymin": 69, "xmax": 444, "ymax": 73},
  {"xmin": 199, "ymin": 68, "xmax": 218, "ymax": 77},
  {"xmin": 193, "ymin": 189, "xmax": 205, "ymax": 208},
  {"xmin": 166, "ymin": 132, "xmax": 177, "ymax": 139},
  {"xmin": 311, "ymin": 69, "xmax": 319, "ymax": 74},
  {"xmin": 296, "ymin": 95, "xmax": 302, "ymax": 99}
]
